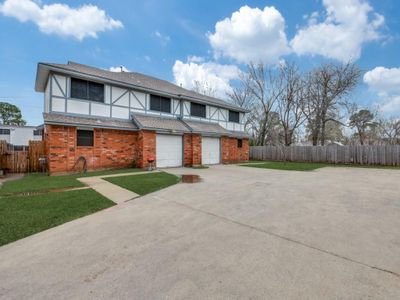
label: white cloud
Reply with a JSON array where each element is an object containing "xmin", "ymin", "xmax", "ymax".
[
  {"xmin": 187, "ymin": 55, "xmax": 205, "ymax": 63},
  {"xmin": 364, "ymin": 67, "xmax": 400, "ymax": 93},
  {"xmin": 380, "ymin": 96, "xmax": 400, "ymax": 114},
  {"xmin": 291, "ymin": 0, "xmax": 384, "ymax": 62},
  {"xmin": 154, "ymin": 31, "xmax": 170, "ymax": 46},
  {"xmin": 0, "ymin": 0, "xmax": 123, "ymax": 40},
  {"xmin": 208, "ymin": 5, "xmax": 290, "ymax": 64},
  {"xmin": 144, "ymin": 55, "xmax": 151, "ymax": 62},
  {"xmin": 172, "ymin": 60, "xmax": 240, "ymax": 98},
  {"xmin": 109, "ymin": 66, "xmax": 130, "ymax": 72},
  {"xmin": 364, "ymin": 67, "xmax": 400, "ymax": 115}
]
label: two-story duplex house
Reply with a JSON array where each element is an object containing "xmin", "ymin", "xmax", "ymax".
[{"xmin": 35, "ymin": 61, "xmax": 249, "ymax": 174}]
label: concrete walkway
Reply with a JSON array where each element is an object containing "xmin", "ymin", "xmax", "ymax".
[{"xmin": 78, "ymin": 171, "xmax": 160, "ymax": 204}]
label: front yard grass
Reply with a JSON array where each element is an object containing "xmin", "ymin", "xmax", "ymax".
[
  {"xmin": 105, "ymin": 172, "xmax": 180, "ymax": 195},
  {"xmin": 240, "ymin": 160, "xmax": 400, "ymax": 171},
  {"xmin": 0, "ymin": 189, "xmax": 115, "ymax": 246},
  {"xmin": 239, "ymin": 161, "xmax": 327, "ymax": 171},
  {"xmin": 0, "ymin": 168, "xmax": 140, "ymax": 196}
]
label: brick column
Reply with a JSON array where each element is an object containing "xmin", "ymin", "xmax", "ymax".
[
  {"xmin": 183, "ymin": 133, "xmax": 202, "ymax": 166},
  {"xmin": 221, "ymin": 136, "xmax": 231, "ymax": 164},
  {"xmin": 136, "ymin": 130, "xmax": 156, "ymax": 168},
  {"xmin": 192, "ymin": 134, "xmax": 202, "ymax": 165}
]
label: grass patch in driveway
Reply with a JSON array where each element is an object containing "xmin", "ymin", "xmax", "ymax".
[
  {"xmin": 191, "ymin": 165, "xmax": 209, "ymax": 169},
  {"xmin": 105, "ymin": 172, "xmax": 180, "ymax": 195},
  {"xmin": 0, "ymin": 168, "xmax": 140, "ymax": 196},
  {"xmin": 239, "ymin": 161, "xmax": 327, "ymax": 171},
  {"xmin": 0, "ymin": 189, "xmax": 115, "ymax": 246}
]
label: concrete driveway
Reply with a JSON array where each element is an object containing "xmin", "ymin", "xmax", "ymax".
[{"xmin": 0, "ymin": 165, "xmax": 399, "ymax": 299}]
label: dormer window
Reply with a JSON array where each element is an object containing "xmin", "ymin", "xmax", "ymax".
[
  {"xmin": 150, "ymin": 94, "xmax": 171, "ymax": 113},
  {"xmin": 191, "ymin": 102, "xmax": 206, "ymax": 118},
  {"xmin": 229, "ymin": 110, "xmax": 240, "ymax": 123},
  {"xmin": 71, "ymin": 78, "xmax": 104, "ymax": 102}
]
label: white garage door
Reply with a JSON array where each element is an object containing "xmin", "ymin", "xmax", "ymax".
[
  {"xmin": 156, "ymin": 134, "xmax": 183, "ymax": 168},
  {"xmin": 202, "ymin": 137, "xmax": 220, "ymax": 165}
]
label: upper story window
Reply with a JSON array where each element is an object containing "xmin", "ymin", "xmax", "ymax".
[
  {"xmin": 150, "ymin": 94, "xmax": 171, "ymax": 113},
  {"xmin": 191, "ymin": 102, "xmax": 206, "ymax": 118},
  {"xmin": 0, "ymin": 129, "xmax": 10, "ymax": 135},
  {"xmin": 229, "ymin": 110, "xmax": 240, "ymax": 123},
  {"xmin": 71, "ymin": 78, "xmax": 104, "ymax": 102}
]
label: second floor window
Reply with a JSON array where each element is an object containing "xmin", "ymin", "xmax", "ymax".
[
  {"xmin": 191, "ymin": 102, "xmax": 206, "ymax": 118},
  {"xmin": 71, "ymin": 78, "xmax": 104, "ymax": 102},
  {"xmin": 229, "ymin": 110, "xmax": 240, "ymax": 123},
  {"xmin": 150, "ymin": 95, "xmax": 171, "ymax": 113}
]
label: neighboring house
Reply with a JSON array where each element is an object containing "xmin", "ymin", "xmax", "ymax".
[
  {"xmin": 0, "ymin": 125, "xmax": 42, "ymax": 146},
  {"xmin": 35, "ymin": 61, "xmax": 249, "ymax": 174}
]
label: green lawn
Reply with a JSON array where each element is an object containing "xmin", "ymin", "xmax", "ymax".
[
  {"xmin": 105, "ymin": 172, "xmax": 180, "ymax": 195},
  {"xmin": 239, "ymin": 161, "xmax": 327, "ymax": 171},
  {"xmin": 240, "ymin": 161, "xmax": 400, "ymax": 171},
  {"xmin": 0, "ymin": 189, "xmax": 115, "ymax": 246},
  {"xmin": 0, "ymin": 168, "xmax": 140, "ymax": 196},
  {"xmin": 191, "ymin": 165, "xmax": 209, "ymax": 169}
]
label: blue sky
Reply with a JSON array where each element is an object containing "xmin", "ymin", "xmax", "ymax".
[{"xmin": 0, "ymin": 0, "xmax": 400, "ymax": 125}]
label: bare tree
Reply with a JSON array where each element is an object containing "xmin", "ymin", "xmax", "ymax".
[
  {"xmin": 378, "ymin": 118, "xmax": 400, "ymax": 145},
  {"xmin": 192, "ymin": 80, "xmax": 217, "ymax": 97},
  {"xmin": 240, "ymin": 62, "xmax": 284, "ymax": 146},
  {"xmin": 275, "ymin": 63, "xmax": 306, "ymax": 146},
  {"xmin": 304, "ymin": 62, "xmax": 361, "ymax": 145}
]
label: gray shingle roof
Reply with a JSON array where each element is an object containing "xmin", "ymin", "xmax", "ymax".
[
  {"xmin": 183, "ymin": 119, "xmax": 230, "ymax": 136},
  {"xmin": 228, "ymin": 130, "xmax": 251, "ymax": 139},
  {"xmin": 36, "ymin": 61, "xmax": 247, "ymax": 112},
  {"xmin": 43, "ymin": 113, "xmax": 138, "ymax": 130},
  {"xmin": 132, "ymin": 114, "xmax": 190, "ymax": 133}
]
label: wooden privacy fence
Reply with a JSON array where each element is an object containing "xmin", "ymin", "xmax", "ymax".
[
  {"xmin": 0, "ymin": 140, "xmax": 45, "ymax": 173},
  {"xmin": 250, "ymin": 145, "xmax": 400, "ymax": 166}
]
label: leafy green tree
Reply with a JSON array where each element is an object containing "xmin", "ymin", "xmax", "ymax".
[
  {"xmin": 0, "ymin": 102, "xmax": 26, "ymax": 126},
  {"xmin": 349, "ymin": 109, "xmax": 376, "ymax": 145}
]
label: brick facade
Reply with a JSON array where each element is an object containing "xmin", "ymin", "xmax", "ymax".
[
  {"xmin": 183, "ymin": 133, "xmax": 202, "ymax": 166},
  {"xmin": 45, "ymin": 125, "xmax": 138, "ymax": 174},
  {"xmin": 221, "ymin": 136, "xmax": 249, "ymax": 163},
  {"xmin": 136, "ymin": 130, "xmax": 156, "ymax": 169},
  {"xmin": 44, "ymin": 125, "xmax": 249, "ymax": 174}
]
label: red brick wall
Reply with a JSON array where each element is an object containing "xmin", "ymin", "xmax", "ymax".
[
  {"xmin": 45, "ymin": 125, "xmax": 138, "ymax": 174},
  {"xmin": 183, "ymin": 133, "xmax": 202, "ymax": 166},
  {"xmin": 45, "ymin": 124, "xmax": 248, "ymax": 173},
  {"xmin": 136, "ymin": 130, "xmax": 156, "ymax": 168},
  {"xmin": 221, "ymin": 136, "xmax": 249, "ymax": 163}
]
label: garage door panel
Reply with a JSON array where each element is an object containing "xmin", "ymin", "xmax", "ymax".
[
  {"xmin": 202, "ymin": 137, "xmax": 220, "ymax": 165},
  {"xmin": 156, "ymin": 134, "xmax": 182, "ymax": 168}
]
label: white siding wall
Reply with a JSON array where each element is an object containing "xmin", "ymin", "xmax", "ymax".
[
  {"xmin": 0, "ymin": 127, "xmax": 42, "ymax": 146},
  {"xmin": 47, "ymin": 73, "xmax": 245, "ymax": 132},
  {"xmin": 44, "ymin": 79, "xmax": 50, "ymax": 113}
]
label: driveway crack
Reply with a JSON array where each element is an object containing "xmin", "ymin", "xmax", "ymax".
[{"xmin": 170, "ymin": 200, "xmax": 400, "ymax": 279}]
